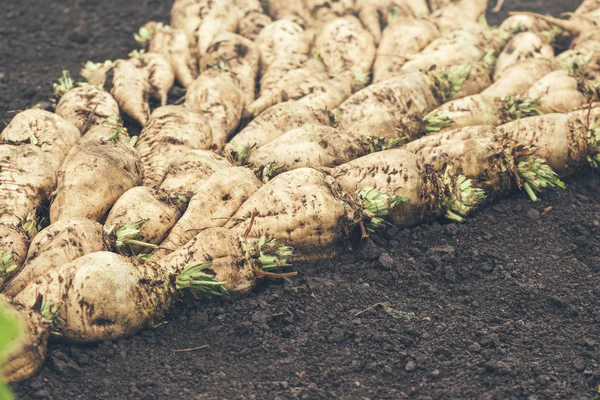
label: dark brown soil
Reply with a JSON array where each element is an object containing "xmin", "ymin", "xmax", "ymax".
[{"xmin": 4, "ymin": 0, "xmax": 600, "ymax": 399}]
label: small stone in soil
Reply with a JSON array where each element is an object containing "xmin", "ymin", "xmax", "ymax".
[
  {"xmin": 468, "ymin": 342, "xmax": 481, "ymax": 353},
  {"xmin": 405, "ymin": 360, "xmax": 416, "ymax": 371}
]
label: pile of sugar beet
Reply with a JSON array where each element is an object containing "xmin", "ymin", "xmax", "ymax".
[{"xmin": 2, "ymin": 0, "xmax": 600, "ymax": 386}]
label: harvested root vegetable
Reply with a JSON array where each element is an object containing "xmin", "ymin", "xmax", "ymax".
[
  {"xmin": 201, "ymin": 32, "xmax": 260, "ymax": 106},
  {"xmin": 423, "ymin": 94, "xmax": 541, "ymax": 133},
  {"xmin": 185, "ymin": 69, "xmax": 244, "ymax": 148},
  {"xmin": 111, "ymin": 59, "xmax": 152, "ymax": 126},
  {"xmin": 557, "ymin": 41, "xmax": 600, "ymax": 75},
  {"xmin": 356, "ymin": 0, "xmax": 430, "ymax": 44},
  {"xmin": 493, "ymin": 32, "xmax": 555, "ymax": 81},
  {"xmin": 50, "ymin": 125, "xmax": 142, "ymax": 223},
  {"xmin": 160, "ymin": 227, "xmax": 293, "ymax": 297},
  {"xmin": 291, "ymin": 72, "xmax": 364, "ymax": 111},
  {"xmin": 132, "ymin": 52, "xmax": 175, "ymax": 107},
  {"xmin": 135, "ymin": 22, "xmax": 198, "ymax": 88},
  {"xmin": 305, "ymin": 0, "xmax": 354, "ymax": 21},
  {"xmin": 238, "ymin": 11, "xmax": 273, "ymax": 40},
  {"xmin": 497, "ymin": 113, "xmax": 590, "ymax": 177},
  {"xmin": 104, "ymin": 187, "xmax": 187, "ymax": 254},
  {"xmin": 427, "ymin": 0, "xmax": 455, "ymax": 11},
  {"xmin": 331, "ymin": 149, "xmax": 485, "ymax": 227},
  {"xmin": 1, "ymin": 109, "xmax": 80, "ymax": 174},
  {"xmin": 255, "ymin": 20, "xmax": 311, "ymax": 72},
  {"xmin": 159, "ymin": 149, "xmax": 233, "ymax": 193},
  {"xmin": 246, "ymin": 57, "xmax": 327, "ymax": 118},
  {"xmin": 525, "ymin": 70, "xmax": 588, "ymax": 114},
  {"xmin": 0, "ymin": 296, "xmax": 48, "ymax": 383},
  {"xmin": 225, "ymin": 168, "xmax": 359, "ymax": 262},
  {"xmin": 136, "ymin": 105, "xmax": 213, "ymax": 187},
  {"xmin": 55, "ymin": 79, "xmax": 120, "ymax": 134},
  {"xmin": 13, "ymin": 252, "xmax": 222, "ymax": 343},
  {"xmin": 482, "ymin": 58, "xmax": 557, "ymax": 98},
  {"xmin": 227, "ymin": 102, "xmax": 332, "ymax": 159},
  {"xmin": 574, "ymin": 0, "xmax": 600, "ymax": 15},
  {"xmin": 79, "ymin": 60, "xmax": 114, "ymax": 87},
  {"xmin": 400, "ymin": 29, "xmax": 487, "ymax": 74},
  {"xmin": 498, "ymin": 14, "xmax": 556, "ymax": 37},
  {"xmin": 59, "ymin": 118, "xmax": 130, "ymax": 170},
  {"xmin": 335, "ymin": 65, "xmax": 472, "ymax": 141},
  {"xmin": 3, "ymin": 217, "xmax": 159, "ymax": 297},
  {"xmin": 431, "ymin": 0, "xmax": 489, "ymax": 33},
  {"xmin": 170, "ymin": 0, "xmax": 203, "ymax": 44},
  {"xmin": 0, "ymin": 144, "xmax": 55, "ymax": 228},
  {"xmin": 452, "ymin": 60, "xmax": 494, "ymax": 100},
  {"xmin": 245, "ymin": 125, "xmax": 401, "ymax": 175},
  {"xmin": 313, "ymin": 16, "xmax": 376, "ymax": 77},
  {"xmin": 155, "ymin": 167, "xmax": 262, "ymax": 258},
  {"xmin": 373, "ymin": 17, "xmax": 440, "ymax": 82},
  {"xmin": 0, "ymin": 225, "xmax": 30, "ymax": 287},
  {"xmin": 404, "ymin": 128, "xmax": 565, "ymax": 201},
  {"xmin": 511, "ymin": 11, "xmax": 600, "ymax": 40},
  {"xmin": 265, "ymin": 0, "xmax": 312, "ymax": 26},
  {"xmin": 111, "ymin": 52, "xmax": 175, "ymax": 126},
  {"xmin": 195, "ymin": 0, "xmax": 263, "ymax": 57},
  {"xmin": 568, "ymin": 103, "xmax": 600, "ymax": 123}
]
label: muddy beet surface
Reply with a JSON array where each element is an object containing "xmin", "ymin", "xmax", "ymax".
[{"xmin": 3, "ymin": 0, "xmax": 600, "ymax": 399}]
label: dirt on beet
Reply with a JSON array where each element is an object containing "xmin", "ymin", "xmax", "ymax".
[{"xmin": 3, "ymin": 0, "xmax": 600, "ymax": 399}]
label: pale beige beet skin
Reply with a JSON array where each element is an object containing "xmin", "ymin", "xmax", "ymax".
[
  {"xmin": 160, "ymin": 227, "xmax": 256, "ymax": 297},
  {"xmin": 246, "ymin": 125, "xmax": 371, "ymax": 173},
  {"xmin": 1, "ymin": 296, "xmax": 49, "ymax": 383},
  {"xmin": 159, "ymin": 149, "xmax": 234, "ymax": 193},
  {"xmin": 55, "ymin": 85, "xmax": 120, "ymax": 134},
  {"xmin": 195, "ymin": 0, "xmax": 263, "ymax": 57},
  {"xmin": 266, "ymin": 0, "xmax": 311, "ymax": 26},
  {"xmin": 255, "ymin": 19, "xmax": 311, "ymax": 72},
  {"xmin": 0, "ymin": 225, "xmax": 30, "ymax": 277},
  {"xmin": 225, "ymin": 168, "xmax": 358, "ymax": 262},
  {"xmin": 313, "ymin": 16, "xmax": 376, "ymax": 77},
  {"xmin": 431, "ymin": 0, "xmax": 488, "ymax": 33},
  {"xmin": 237, "ymin": 11, "xmax": 273, "ymax": 41},
  {"xmin": 136, "ymin": 105, "xmax": 213, "ymax": 187},
  {"xmin": 373, "ymin": 17, "xmax": 440, "ymax": 83},
  {"xmin": 247, "ymin": 57, "xmax": 327, "ymax": 118},
  {"xmin": 226, "ymin": 102, "xmax": 332, "ymax": 154},
  {"xmin": 134, "ymin": 52, "xmax": 175, "ymax": 107},
  {"xmin": 482, "ymin": 58, "xmax": 557, "ymax": 98},
  {"xmin": 201, "ymin": 32, "xmax": 260, "ymax": 106},
  {"xmin": 335, "ymin": 68, "xmax": 468, "ymax": 141},
  {"xmin": 111, "ymin": 59, "xmax": 152, "ymax": 126},
  {"xmin": 1, "ymin": 109, "xmax": 81, "ymax": 175},
  {"xmin": 2, "ymin": 218, "xmax": 106, "ymax": 298},
  {"xmin": 50, "ymin": 140, "xmax": 143, "ymax": 224},
  {"xmin": 105, "ymin": 187, "xmax": 187, "ymax": 255},
  {"xmin": 493, "ymin": 32, "xmax": 555, "ymax": 81},
  {"xmin": 291, "ymin": 71, "xmax": 361, "ymax": 111},
  {"xmin": 399, "ymin": 30, "xmax": 486, "ymax": 74},
  {"xmin": 0, "ymin": 144, "xmax": 56, "ymax": 227},
  {"xmin": 403, "ymin": 134, "xmax": 521, "ymax": 197},
  {"xmin": 185, "ymin": 69, "xmax": 244, "ymax": 148},
  {"xmin": 356, "ymin": 0, "xmax": 430, "ymax": 44},
  {"xmin": 14, "ymin": 252, "xmax": 172, "ymax": 344},
  {"xmin": 525, "ymin": 70, "xmax": 587, "ymax": 114},
  {"xmin": 147, "ymin": 25, "xmax": 198, "ymax": 88},
  {"xmin": 59, "ymin": 123, "xmax": 130, "ymax": 173},
  {"xmin": 331, "ymin": 149, "xmax": 448, "ymax": 229},
  {"xmin": 155, "ymin": 166, "xmax": 262, "ymax": 258},
  {"xmin": 498, "ymin": 114, "xmax": 589, "ymax": 176}
]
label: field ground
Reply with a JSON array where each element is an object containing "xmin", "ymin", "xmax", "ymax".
[{"xmin": 4, "ymin": 0, "xmax": 600, "ymax": 398}]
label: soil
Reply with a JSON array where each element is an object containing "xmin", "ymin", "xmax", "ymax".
[{"xmin": 3, "ymin": 0, "xmax": 600, "ymax": 399}]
